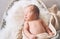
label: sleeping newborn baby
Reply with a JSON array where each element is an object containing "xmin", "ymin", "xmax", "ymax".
[{"xmin": 23, "ymin": 4, "xmax": 54, "ymax": 39}]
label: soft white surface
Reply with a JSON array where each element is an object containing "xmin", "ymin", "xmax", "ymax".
[{"xmin": 0, "ymin": 0, "xmax": 14, "ymax": 29}]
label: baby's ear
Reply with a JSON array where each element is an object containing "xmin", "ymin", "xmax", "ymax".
[{"xmin": 48, "ymin": 4, "xmax": 58, "ymax": 13}]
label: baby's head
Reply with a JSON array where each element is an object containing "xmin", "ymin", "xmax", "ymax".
[{"xmin": 24, "ymin": 4, "xmax": 40, "ymax": 21}]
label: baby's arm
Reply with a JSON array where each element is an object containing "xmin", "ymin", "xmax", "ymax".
[
  {"xmin": 23, "ymin": 22, "xmax": 31, "ymax": 38},
  {"xmin": 23, "ymin": 21, "xmax": 36, "ymax": 39},
  {"xmin": 41, "ymin": 20, "xmax": 54, "ymax": 35}
]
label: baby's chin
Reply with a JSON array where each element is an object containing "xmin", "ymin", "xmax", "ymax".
[
  {"xmin": 24, "ymin": 19, "xmax": 30, "ymax": 21},
  {"xmin": 24, "ymin": 19, "xmax": 32, "ymax": 21}
]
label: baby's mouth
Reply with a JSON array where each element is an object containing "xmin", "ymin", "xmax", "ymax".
[
  {"xmin": 25, "ymin": 17, "xmax": 27, "ymax": 18},
  {"xmin": 24, "ymin": 16, "xmax": 28, "ymax": 20}
]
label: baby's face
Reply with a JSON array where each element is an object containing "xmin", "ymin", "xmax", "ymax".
[{"xmin": 24, "ymin": 6, "xmax": 36, "ymax": 21}]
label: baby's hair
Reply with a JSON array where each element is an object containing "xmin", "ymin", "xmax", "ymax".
[{"xmin": 26, "ymin": 4, "xmax": 40, "ymax": 16}]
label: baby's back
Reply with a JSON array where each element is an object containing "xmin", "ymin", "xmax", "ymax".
[{"xmin": 29, "ymin": 19, "xmax": 46, "ymax": 35}]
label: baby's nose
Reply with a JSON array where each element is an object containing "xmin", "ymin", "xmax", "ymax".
[
  {"xmin": 24, "ymin": 15, "xmax": 27, "ymax": 18},
  {"xmin": 25, "ymin": 14, "xmax": 28, "ymax": 17}
]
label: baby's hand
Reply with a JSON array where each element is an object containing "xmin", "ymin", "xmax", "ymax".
[
  {"xmin": 49, "ymin": 32, "xmax": 54, "ymax": 36},
  {"xmin": 29, "ymin": 35, "xmax": 37, "ymax": 39}
]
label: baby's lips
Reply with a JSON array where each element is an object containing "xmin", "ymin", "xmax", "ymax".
[{"xmin": 24, "ymin": 16, "xmax": 27, "ymax": 18}]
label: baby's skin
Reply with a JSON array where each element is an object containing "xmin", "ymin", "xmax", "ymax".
[
  {"xmin": 23, "ymin": 5, "xmax": 53, "ymax": 39},
  {"xmin": 28, "ymin": 19, "xmax": 46, "ymax": 35}
]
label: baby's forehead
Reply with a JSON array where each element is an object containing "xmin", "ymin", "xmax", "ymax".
[
  {"xmin": 24, "ymin": 5, "xmax": 39, "ymax": 14},
  {"xmin": 26, "ymin": 5, "xmax": 35, "ymax": 10},
  {"xmin": 25, "ymin": 5, "xmax": 38, "ymax": 12}
]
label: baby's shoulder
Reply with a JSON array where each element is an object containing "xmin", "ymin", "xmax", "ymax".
[
  {"xmin": 38, "ymin": 19, "xmax": 43, "ymax": 22},
  {"xmin": 38, "ymin": 19, "xmax": 45, "ymax": 23},
  {"xmin": 36, "ymin": 19, "xmax": 43, "ymax": 23}
]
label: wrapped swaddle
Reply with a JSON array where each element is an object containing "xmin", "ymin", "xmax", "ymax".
[{"xmin": 22, "ymin": 22, "xmax": 56, "ymax": 39}]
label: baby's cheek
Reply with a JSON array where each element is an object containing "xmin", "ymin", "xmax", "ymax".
[{"xmin": 27, "ymin": 14, "xmax": 31, "ymax": 18}]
